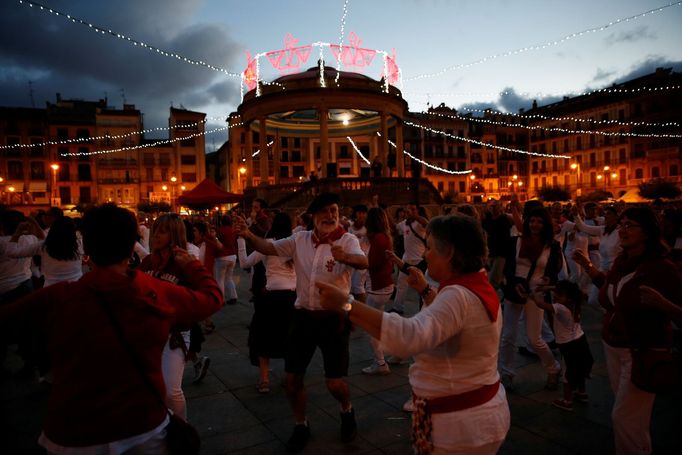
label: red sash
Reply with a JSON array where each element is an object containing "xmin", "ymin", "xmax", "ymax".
[{"xmin": 312, "ymin": 226, "xmax": 346, "ymax": 248}]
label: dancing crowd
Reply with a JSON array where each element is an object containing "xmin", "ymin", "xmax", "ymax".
[{"xmin": 1, "ymin": 193, "xmax": 681, "ymax": 454}]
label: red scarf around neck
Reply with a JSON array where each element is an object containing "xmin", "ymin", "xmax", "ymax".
[
  {"xmin": 312, "ymin": 226, "xmax": 346, "ymax": 248},
  {"xmin": 438, "ymin": 271, "xmax": 499, "ymax": 322}
]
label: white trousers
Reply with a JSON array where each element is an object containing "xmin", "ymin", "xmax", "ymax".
[
  {"xmin": 162, "ymin": 331, "xmax": 190, "ymax": 420},
  {"xmin": 214, "ymin": 255, "xmax": 237, "ymax": 301},
  {"xmin": 499, "ymin": 299, "xmax": 560, "ymax": 377},
  {"xmin": 603, "ymin": 342, "xmax": 655, "ymax": 455},
  {"xmin": 366, "ymin": 287, "xmax": 394, "ymax": 362}
]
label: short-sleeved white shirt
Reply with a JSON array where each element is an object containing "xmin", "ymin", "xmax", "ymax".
[
  {"xmin": 551, "ymin": 303, "xmax": 584, "ymax": 344},
  {"xmin": 397, "ymin": 219, "xmax": 426, "ymax": 263},
  {"xmin": 273, "ymin": 230, "xmax": 363, "ymax": 310}
]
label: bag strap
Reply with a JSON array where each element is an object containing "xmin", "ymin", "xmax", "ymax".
[
  {"xmin": 408, "ymin": 221, "xmax": 427, "ymax": 246},
  {"xmin": 99, "ymin": 300, "xmax": 170, "ymax": 416}
]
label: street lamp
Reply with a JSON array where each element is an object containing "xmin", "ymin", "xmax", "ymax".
[
  {"xmin": 570, "ymin": 162, "xmax": 582, "ymax": 197},
  {"xmin": 238, "ymin": 166, "xmax": 247, "ymax": 192},
  {"xmin": 50, "ymin": 163, "xmax": 60, "ymax": 206},
  {"xmin": 170, "ymin": 176, "xmax": 178, "ymax": 212}
]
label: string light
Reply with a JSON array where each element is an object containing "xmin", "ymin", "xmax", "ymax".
[
  {"xmin": 335, "ymin": 0, "xmax": 350, "ymax": 85},
  {"xmin": 252, "ymin": 140, "xmax": 275, "ymax": 157},
  {"xmin": 404, "ymin": 1, "xmax": 682, "ymax": 81},
  {"xmin": 61, "ymin": 126, "xmax": 234, "ymax": 156},
  {"xmin": 387, "ymin": 139, "xmax": 471, "ymax": 175},
  {"xmin": 423, "ymin": 110, "xmax": 682, "ymax": 138},
  {"xmin": 404, "ymin": 121, "xmax": 571, "ymax": 159},
  {"xmin": 347, "ymin": 137, "xmax": 371, "ymax": 164},
  {"xmin": 0, "ymin": 116, "xmax": 228, "ymax": 151},
  {"xmin": 405, "ymin": 85, "xmax": 682, "ymax": 99},
  {"xmin": 459, "ymin": 107, "xmax": 681, "ymax": 128},
  {"xmin": 18, "ymin": 0, "xmax": 241, "ymax": 78}
]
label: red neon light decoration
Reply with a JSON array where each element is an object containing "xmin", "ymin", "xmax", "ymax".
[
  {"xmin": 329, "ymin": 32, "xmax": 376, "ymax": 68},
  {"xmin": 383, "ymin": 49, "xmax": 400, "ymax": 85},
  {"xmin": 243, "ymin": 51, "xmax": 258, "ymax": 90},
  {"xmin": 265, "ymin": 33, "xmax": 312, "ymax": 74}
]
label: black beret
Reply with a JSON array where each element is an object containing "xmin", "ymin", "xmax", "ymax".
[{"xmin": 306, "ymin": 192, "xmax": 341, "ymax": 214}]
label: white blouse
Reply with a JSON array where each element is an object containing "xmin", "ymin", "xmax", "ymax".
[{"xmin": 237, "ymin": 238, "xmax": 296, "ymax": 291}]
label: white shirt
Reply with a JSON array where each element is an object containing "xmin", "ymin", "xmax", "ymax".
[
  {"xmin": 237, "ymin": 238, "xmax": 296, "ymax": 291},
  {"xmin": 576, "ymin": 217, "xmax": 621, "ymax": 272},
  {"xmin": 186, "ymin": 243, "xmax": 201, "ymax": 261},
  {"xmin": 551, "ymin": 304, "xmax": 584, "ymax": 344},
  {"xmin": 397, "ymin": 219, "xmax": 426, "ymax": 263},
  {"xmin": 0, "ymin": 234, "xmax": 40, "ymax": 294},
  {"xmin": 349, "ymin": 223, "xmax": 370, "ymax": 254},
  {"xmin": 6, "ymin": 239, "xmax": 84, "ymax": 287},
  {"xmin": 380, "ymin": 284, "xmax": 509, "ymax": 451},
  {"xmin": 273, "ymin": 230, "xmax": 363, "ymax": 310}
]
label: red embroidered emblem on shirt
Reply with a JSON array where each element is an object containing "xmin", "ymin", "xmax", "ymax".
[{"xmin": 325, "ymin": 258, "xmax": 336, "ymax": 272}]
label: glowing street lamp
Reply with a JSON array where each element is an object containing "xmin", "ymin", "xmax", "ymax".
[
  {"xmin": 50, "ymin": 163, "xmax": 60, "ymax": 206},
  {"xmin": 238, "ymin": 166, "xmax": 247, "ymax": 192},
  {"xmin": 570, "ymin": 162, "xmax": 582, "ymax": 197}
]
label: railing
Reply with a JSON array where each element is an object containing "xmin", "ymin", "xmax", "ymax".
[{"xmin": 97, "ymin": 178, "xmax": 140, "ymax": 184}]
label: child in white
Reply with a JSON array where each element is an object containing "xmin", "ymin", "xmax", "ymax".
[{"xmin": 533, "ymin": 280, "xmax": 594, "ymax": 411}]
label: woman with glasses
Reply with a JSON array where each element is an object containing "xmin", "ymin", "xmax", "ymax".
[
  {"xmin": 574, "ymin": 206, "xmax": 681, "ymax": 454},
  {"xmin": 573, "ymin": 205, "xmax": 622, "ymax": 274}
]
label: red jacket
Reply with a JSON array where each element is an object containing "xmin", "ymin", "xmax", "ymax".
[
  {"xmin": 0, "ymin": 261, "xmax": 222, "ymax": 447},
  {"xmin": 216, "ymin": 226, "xmax": 237, "ymax": 257}
]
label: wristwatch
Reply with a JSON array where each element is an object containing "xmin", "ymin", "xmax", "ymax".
[{"xmin": 342, "ymin": 294, "xmax": 354, "ymax": 314}]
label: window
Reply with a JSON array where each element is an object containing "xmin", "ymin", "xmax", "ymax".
[
  {"xmin": 437, "ymin": 181, "xmax": 444, "ymax": 192},
  {"xmin": 635, "ymin": 168, "xmax": 643, "ymax": 179},
  {"xmin": 293, "ymin": 137, "xmax": 301, "ymax": 148},
  {"xmin": 448, "ymin": 182, "xmax": 455, "ymax": 193},
  {"xmin": 143, "ymin": 153, "xmax": 155, "ymax": 165},
  {"xmin": 146, "ymin": 168, "xmax": 153, "ymax": 181},
  {"xmin": 161, "ymin": 168, "xmax": 168, "ymax": 181},
  {"xmin": 338, "ymin": 145, "xmax": 349, "ymax": 159},
  {"xmin": 589, "ymin": 153, "xmax": 596, "ymax": 167},
  {"xmin": 293, "ymin": 166, "xmax": 305, "ymax": 177},
  {"xmin": 552, "ymin": 176, "xmax": 558, "ymax": 186},
  {"xmin": 532, "ymin": 162, "xmax": 538, "ymax": 173},
  {"xmin": 459, "ymin": 181, "xmax": 465, "ymax": 193},
  {"xmin": 619, "ymin": 149, "xmax": 626, "ymax": 164},
  {"xmin": 30, "ymin": 162, "xmax": 45, "ymax": 180},
  {"xmin": 180, "ymin": 138, "xmax": 196, "ymax": 147},
  {"xmin": 552, "ymin": 159, "xmax": 557, "ymax": 172},
  {"xmin": 78, "ymin": 164, "xmax": 91, "ymax": 181},
  {"xmin": 291, "ymin": 150, "xmax": 301, "ymax": 162},
  {"xmin": 181, "ymin": 172, "xmax": 196, "ymax": 182},
  {"xmin": 79, "ymin": 186, "xmax": 91, "ymax": 203},
  {"xmin": 159, "ymin": 154, "xmax": 171, "ymax": 165},
  {"xmin": 590, "ymin": 172, "xmax": 596, "ymax": 186},
  {"xmin": 281, "ymin": 137, "xmax": 288, "ymax": 148},
  {"xmin": 604, "ymin": 150, "xmax": 611, "ymax": 164},
  {"xmin": 651, "ymin": 167, "xmax": 660, "ymax": 178},
  {"xmin": 576, "ymin": 137, "xmax": 582, "ymax": 150},
  {"xmin": 281, "ymin": 151, "xmax": 289, "ymax": 162},
  {"xmin": 76, "ymin": 129, "xmax": 90, "ymax": 140},
  {"xmin": 180, "ymin": 155, "xmax": 196, "ymax": 165},
  {"xmin": 540, "ymin": 160, "xmax": 546, "ymax": 172},
  {"xmin": 534, "ymin": 178, "xmax": 539, "ymax": 189},
  {"xmin": 58, "ymin": 164, "xmax": 69, "ymax": 181},
  {"xmin": 59, "ymin": 186, "xmax": 71, "ymax": 204},
  {"xmin": 670, "ymin": 165, "xmax": 679, "ymax": 177},
  {"xmin": 280, "ymin": 166, "xmax": 289, "ymax": 178},
  {"xmin": 620, "ymin": 169, "xmax": 626, "ymax": 185},
  {"xmin": 30, "ymin": 138, "xmax": 44, "ymax": 157},
  {"xmin": 8, "ymin": 161, "xmax": 23, "ymax": 179},
  {"xmin": 57, "ymin": 128, "xmax": 68, "ymax": 141}
]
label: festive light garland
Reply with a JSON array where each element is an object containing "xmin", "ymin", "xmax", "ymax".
[
  {"xmin": 404, "ymin": 121, "xmax": 571, "ymax": 159},
  {"xmin": 0, "ymin": 116, "xmax": 228, "ymax": 150},
  {"xmin": 346, "ymin": 136, "xmax": 370, "ymax": 164},
  {"xmin": 335, "ymin": 0, "xmax": 350, "ymax": 85},
  {"xmin": 405, "ymin": 85, "xmax": 682, "ymax": 99},
  {"xmin": 404, "ymin": 1, "xmax": 682, "ymax": 81},
  {"xmin": 61, "ymin": 125, "xmax": 234, "ymax": 157},
  {"xmin": 423, "ymin": 110, "xmax": 682, "ymax": 138},
  {"xmin": 18, "ymin": 0, "xmax": 242, "ymax": 78},
  {"xmin": 387, "ymin": 139, "xmax": 471, "ymax": 175},
  {"xmin": 460, "ymin": 107, "xmax": 681, "ymax": 128},
  {"xmin": 252, "ymin": 140, "xmax": 275, "ymax": 157}
]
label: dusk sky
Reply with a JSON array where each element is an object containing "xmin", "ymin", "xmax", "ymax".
[{"xmin": 1, "ymin": 0, "xmax": 681, "ymax": 148}]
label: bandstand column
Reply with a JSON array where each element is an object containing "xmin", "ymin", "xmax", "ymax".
[
  {"xmin": 274, "ymin": 131, "xmax": 281, "ymax": 185},
  {"xmin": 396, "ymin": 120, "xmax": 405, "ymax": 177},
  {"xmin": 319, "ymin": 107, "xmax": 329, "ymax": 177},
  {"xmin": 245, "ymin": 122, "xmax": 254, "ymax": 188},
  {"xmin": 380, "ymin": 112, "xmax": 389, "ymax": 177},
  {"xmin": 259, "ymin": 117, "xmax": 268, "ymax": 185}
]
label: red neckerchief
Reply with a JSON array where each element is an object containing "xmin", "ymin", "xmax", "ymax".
[
  {"xmin": 312, "ymin": 226, "xmax": 346, "ymax": 248},
  {"xmin": 438, "ymin": 271, "xmax": 499, "ymax": 322}
]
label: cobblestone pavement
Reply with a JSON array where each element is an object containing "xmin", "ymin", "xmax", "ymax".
[{"xmin": 2, "ymin": 267, "xmax": 680, "ymax": 454}]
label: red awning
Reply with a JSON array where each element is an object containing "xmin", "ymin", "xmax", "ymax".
[{"xmin": 177, "ymin": 178, "xmax": 243, "ymax": 206}]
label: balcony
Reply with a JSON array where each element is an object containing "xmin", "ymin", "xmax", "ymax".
[
  {"xmin": 97, "ymin": 178, "xmax": 140, "ymax": 184},
  {"xmin": 97, "ymin": 158, "xmax": 138, "ymax": 167}
]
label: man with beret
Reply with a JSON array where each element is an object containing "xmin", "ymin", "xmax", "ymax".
[{"xmin": 234, "ymin": 193, "xmax": 368, "ymax": 452}]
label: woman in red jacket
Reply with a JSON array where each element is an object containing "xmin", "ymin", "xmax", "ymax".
[
  {"xmin": 362, "ymin": 207, "xmax": 395, "ymax": 375},
  {"xmin": 0, "ymin": 204, "xmax": 222, "ymax": 453}
]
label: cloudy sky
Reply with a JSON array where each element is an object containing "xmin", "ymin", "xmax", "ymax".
[{"xmin": 1, "ymin": 0, "xmax": 681, "ymax": 148}]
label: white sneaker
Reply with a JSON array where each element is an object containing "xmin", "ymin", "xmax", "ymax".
[
  {"xmin": 362, "ymin": 361, "xmax": 390, "ymax": 375},
  {"xmin": 402, "ymin": 398, "xmax": 416, "ymax": 412}
]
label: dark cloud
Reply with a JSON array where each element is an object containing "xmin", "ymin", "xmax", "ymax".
[
  {"xmin": 0, "ymin": 0, "xmax": 244, "ymax": 138},
  {"xmin": 592, "ymin": 67, "xmax": 616, "ymax": 82},
  {"xmin": 458, "ymin": 102, "xmax": 499, "ymax": 116},
  {"xmin": 604, "ymin": 25, "xmax": 657, "ymax": 46},
  {"xmin": 611, "ymin": 56, "xmax": 682, "ymax": 84}
]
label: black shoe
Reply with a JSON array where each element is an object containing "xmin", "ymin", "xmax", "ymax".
[
  {"xmin": 340, "ymin": 408, "xmax": 357, "ymax": 443},
  {"xmin": 286, "ymin": 423, "xmax": 311, "ymax": 453}
]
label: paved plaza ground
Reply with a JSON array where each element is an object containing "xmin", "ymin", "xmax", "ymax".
[{"xmin": 2, "ymin": 267, "xmax": 681, "ymax": 454}]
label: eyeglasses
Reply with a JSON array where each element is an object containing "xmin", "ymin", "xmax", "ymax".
[{"xmin": 619, "ymin": 222, "xmax": 641, "ymax": 231}]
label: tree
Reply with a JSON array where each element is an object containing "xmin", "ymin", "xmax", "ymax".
[
  {"xmin": 537, "ymin": 185, "xmax": 570, "ymax": 202},
  {"xmin": 137, "ymin": 201, "xmax": 171, "ymax": 213},
  {"xmin": 638, "ymin": 178, "xmax": 681, "ymax": 200},
  {"xmin": 580, "ymin": 190, "xmax": 613, "ymax": 202}
]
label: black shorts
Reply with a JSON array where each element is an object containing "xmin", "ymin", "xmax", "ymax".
[
  {"xmin": 558, "ymin": 334, "xmax": 594, "ymax": 388},
  {"xmin": 285, "ymin": 309, "xmax": 351, "ymax": 379}
]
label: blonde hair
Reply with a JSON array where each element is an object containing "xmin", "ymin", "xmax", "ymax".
[{"xmin": 150, "ymin": 214, "xmax": 187, "ymax": 252}]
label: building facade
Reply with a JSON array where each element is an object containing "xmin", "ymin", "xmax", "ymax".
[{"xmin": 1, "ymin": 96, "xmax": 207, "ymax": 212}]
